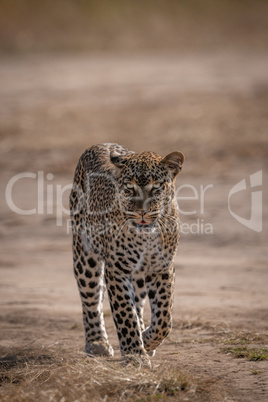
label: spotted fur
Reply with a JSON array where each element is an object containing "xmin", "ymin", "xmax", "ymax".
[{"xmin": 70, "ymin": 143, "xmax": 184, "ymax": 358}]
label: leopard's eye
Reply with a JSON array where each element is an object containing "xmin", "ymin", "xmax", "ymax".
[
  {"xmin": 126, "ymin": 183, "xmax": 134, "ymax": 190},
  {"xmin": 152, "ymin": 182, "xmax": 162, "ymax": 190}
]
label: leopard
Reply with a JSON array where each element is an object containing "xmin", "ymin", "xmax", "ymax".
[{"xmin": 70, "ymin": 143, "xmax": 184, "ymax": 361}]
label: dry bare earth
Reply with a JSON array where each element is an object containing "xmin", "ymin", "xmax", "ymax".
[{"xmin": 0, "ymin": 51, "xmax": 268, "ymax": 401}]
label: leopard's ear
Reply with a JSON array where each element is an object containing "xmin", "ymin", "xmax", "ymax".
[
  {"xmin": 161, "ymin": 151, "xmax": 184, "ymax": 176},
  {"xmin": 110, "ymin": 150, "xmax": 127, "ymax": 168}
]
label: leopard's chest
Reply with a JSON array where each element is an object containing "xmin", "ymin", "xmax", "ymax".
[{"xmin": 106, "ymin": 228, "xmax": 166, "ymax": 274}]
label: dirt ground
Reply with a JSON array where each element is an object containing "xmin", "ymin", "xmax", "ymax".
[{"xmin": 0, "ymin": 50, "xmax": 267, "ymax": 401}]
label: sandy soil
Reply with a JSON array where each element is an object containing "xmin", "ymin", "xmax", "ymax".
[{"xmin": 0, "ymin": 51, "xmax": 267, "ymax": 401}]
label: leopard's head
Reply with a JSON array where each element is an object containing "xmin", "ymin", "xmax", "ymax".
[{"xmin": 110, "ymin": 150, "xmax": 184, "ymax": 226}]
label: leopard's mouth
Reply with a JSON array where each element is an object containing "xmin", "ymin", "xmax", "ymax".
[
  {"xmin": 132, "ymin": 217, "xmax": 152, "ymax": 226},
  {"xmin": 124, "ymin": 210, "xmax": 159, "ymax": 226},
  {"xmin": 139, "ymin": 219, "xmax": 150, "ymax": 225},
  {"xmin": 132, "ymin": 221, "xmax": 153, "ymax": 229},
  {"xmin": 140, "ymin": 219, "xmax": 148, "ymax": 225},
  {"xmin": 134, "ymin": 214, "xmax": 154, "ymax": 226},
  {"xmin": 133, "ymin": 215, "xmax": 156, "ymax": 227}
]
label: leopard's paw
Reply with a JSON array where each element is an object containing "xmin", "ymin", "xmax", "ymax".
[
  {"xmin": 85, "ymin": 341, "xmax": 114, "ymax": 357},
  {"xmin": 123, "ymin": 353, "xmax": 152, "ymax": 369}
]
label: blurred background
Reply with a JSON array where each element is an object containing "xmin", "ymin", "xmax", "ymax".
[
  {"xmin": 1, "ymin": 0, "xmax": 267, "ymax": 170},
  {"xmin": 0, "ymin": 0, "xmax": 267, "ymax": 355}
]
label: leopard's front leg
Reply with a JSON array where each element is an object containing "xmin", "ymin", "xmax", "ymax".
[
  {"xmin": 105, "ymin": 267, "xmax": 147, "ymax": 356},
  {"xmin": 74, "ymin": 253, "xmax": 114, "ymax": 357},
  {"xmin": 142, "ymin": 268, "xmax": 175, "ymax": 352}
]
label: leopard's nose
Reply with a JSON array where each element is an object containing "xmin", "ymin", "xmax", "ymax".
[{"xmin": 138, "ymin": 210, "xmax": 148, "ymax": 217}]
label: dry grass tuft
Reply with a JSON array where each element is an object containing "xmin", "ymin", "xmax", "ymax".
[{"xmin": 0, "ymin": 343, "xmax": 221, "ymax": 401}]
